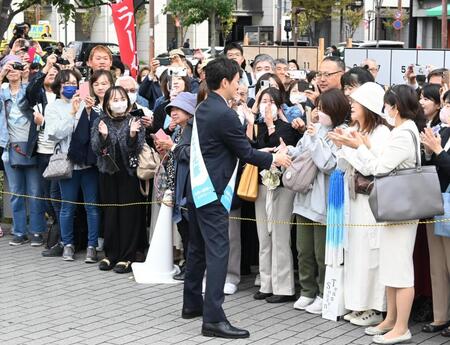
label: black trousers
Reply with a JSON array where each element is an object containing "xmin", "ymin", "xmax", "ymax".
[
  {"xmin": 177, "ymin": 217, "xmax": 189, "ymax": 261},
  {"xmin": 183, "ymin": 200, "xmax": 229, "ymax": 323},
  {"xmin": 100, "ymin": 171, "xmax": 147, "ymax": 264}
]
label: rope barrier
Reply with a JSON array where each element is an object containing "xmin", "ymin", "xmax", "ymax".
[{"xmin": 1, "ymin": 190, "xmax": 449, "ymax": 228}]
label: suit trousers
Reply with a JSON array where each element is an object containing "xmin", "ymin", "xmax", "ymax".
[
  {"xmin": 226, "ymin": 208, "xmax": 241, "ymax": 285},
  {"xmin": 183, "ymin": 200, "xmax": 229, "ymax": 323},
  {"xmin": 255, "ymin": 186, "xmax": 295, "ymax": 296},
  {"xmin": 426, "ymin": 223, "xmax": 450, "ymax": 322}
]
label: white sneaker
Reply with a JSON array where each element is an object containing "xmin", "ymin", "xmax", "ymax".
[
  {"xmin": 254, "ymin": 274, "xmax": 261, "ymax": 287},
  {"xmin": 224, "ymin": 283, "xmax": 238, "ymax": 295},
  {"xmin": 351, "ymin": 310, "xmax": 384, "ymax": 327},
  {"xmin": 96, "ymin": 237, "xmax": 104, "ymax": 251},
  {"xmin": 344, "ymin": 310, "xmax": 364, "ymax": 322},
  {"xmin": 293, "ymin": 296, "xmax": 315, "ymax": 310},
  {"xmin": 305, "ymin": 296, "xmax": 323, "ymax": 315}
]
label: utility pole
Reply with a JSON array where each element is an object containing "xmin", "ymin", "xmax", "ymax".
[
  {"xmin": 149, "ymin": 0, "xmax": 155, "ymax": 63},
  {"xmin": 443, "ymin": 0, "xmax": 448, "ymax": 48}
]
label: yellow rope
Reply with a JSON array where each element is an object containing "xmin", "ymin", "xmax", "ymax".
[{"xmin": 1, "ymin": 190, "xmax": 449, "ymax": 228}]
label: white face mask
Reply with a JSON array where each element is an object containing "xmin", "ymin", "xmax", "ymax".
[
  {"xmin": 254, "ymin": 71, "xmax": 265, "ymax": 82},
  {"xmin": 384, "ymin": 105, "xmax": 397, "ymax": 126},
  {"xmin": 127, "ymin": 92, "xmax": 137, "ymax": 105},
  {"xmin": 318, "ymin": 110, "xmax": 333, "ymax": 127},
  {"xmin": 259, "ymin": 104, "xmax": 278, "ymax": 120},
  {"xmin": 290, "ymin": 93, "xmax": 307, "ymax": 104},
  {"xmin": 110, "ymin": 100, "xmax": 128, "ymax": 114}
]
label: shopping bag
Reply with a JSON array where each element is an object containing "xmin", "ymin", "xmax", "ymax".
[{"xmin": 322, "ymin": 265, "xmax": 347, "ymax": 321}]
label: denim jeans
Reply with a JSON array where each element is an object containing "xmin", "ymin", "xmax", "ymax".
[
  {"xmin": 37, "ymin": 153, "xmax": 61, "ymax": 223},
  {"xmin": 3, "ymin": 159, "xmax": 46, "ymax": 237},
  {"xmin": 59, "ymin": 167, "xmax": 100, "ymax": 247}
]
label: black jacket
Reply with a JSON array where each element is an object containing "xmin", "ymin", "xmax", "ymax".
[
  {"xmin": 189, "ymin": 92, "xmax": 272, "ymax": 198},
  {"xmin": 429, "ymin": 127, "xmax": 450, "ymax": 192}
]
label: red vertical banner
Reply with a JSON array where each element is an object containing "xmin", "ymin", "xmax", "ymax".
[{"xmin": 111, "ymin": 0, "xmax": 138, "ymax": 78}]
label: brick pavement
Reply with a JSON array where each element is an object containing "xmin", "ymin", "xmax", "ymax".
[{"xmin": 0, "ymin": 228, "xmax": 448, "ymax": 345}]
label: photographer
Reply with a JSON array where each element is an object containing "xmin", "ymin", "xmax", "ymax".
[
  {"xmin": 20, "ymin": 54, "xmax": 62, "ymax": 255},
  {"xmin": 8, "ymin": 22, "xmax": 31, "ymax": 48},
  {"xmin": 0, "ymin": 58, "xmax": 47, "ymax": 247}
]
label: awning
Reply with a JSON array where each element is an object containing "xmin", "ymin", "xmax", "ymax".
[{"xmin": 426, "ymin": 5, "xmax": 450, "ymax": 17}]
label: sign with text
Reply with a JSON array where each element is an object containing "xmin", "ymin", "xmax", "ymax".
[
  {"xmin": 111, "ymin": 0, "xmax": 138, "ymax": 78},
  {"xmin": 345, "ymin": 48, "xmax": 450, "ymax": 86}
]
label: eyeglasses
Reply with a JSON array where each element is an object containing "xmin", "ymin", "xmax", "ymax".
[{"xmin": 316, "ymin": 71, "xmax": 342, "ymax": 79}]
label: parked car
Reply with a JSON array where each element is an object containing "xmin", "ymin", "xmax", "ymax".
[{"xmin": 337, "ymin": 40, "xmax": 404, "ymax": 57}]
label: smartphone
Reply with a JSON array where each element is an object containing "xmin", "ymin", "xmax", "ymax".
[
  {"xmin": 154, "ymin": 128, "xmax": 169, "ymax": 141},
  {"xmin": 305, "ymin": 106, "xmax": 312, "ymax": 125},
  {"xmin": 413, "ymin": 65, "xmax": 427, "ymax": 76},
  {"xmin": 130, "ymin": 108, "xmax": 145, "ymax": 118},
  {"xmin": 289, "ymin": 70, "xmax": 307, "ymax": 80},
  {"xmin": 260, "ymin": 80, "xmax": 270, "ymax": 90},
  {"xmin": 28, "ymin": 47, "xmax": 36, "ymax": 62},
  {"xmin": 79, "ymin": 82, "xmax": 90, "ymax": 99}
]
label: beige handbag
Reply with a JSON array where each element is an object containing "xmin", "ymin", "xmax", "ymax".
[{"xmin": 237, "ymin": 124, "xmax": 259, "ymax": 201}]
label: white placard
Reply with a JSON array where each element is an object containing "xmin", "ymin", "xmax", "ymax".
[
  {"xmin": 366, "ymin": 49, "xmax": 391, "ymax": 86},
  {"xmin": 417, "ymin": 50, "xmax": 445, "ymax": 73},
  {"xmin": 444, "ymin": 51, "xmax": 450, "ymax": 69},
  {"xmin": 390, "ymin": 49, "xmax": 417, "ymax": 85},
  {"xmin": 344, "ymin": 49, "xmax": 367, "ymax": 69}
]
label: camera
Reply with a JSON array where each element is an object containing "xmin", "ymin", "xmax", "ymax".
[
  {"xmin": 12, "ymin": 62, "xmax": 24, "ymax": 71},
  {"xmin": 56, "ymin": 56, "xmax": 70, "ymax": 65},
  {"xmin": 168, "ymin": 67, "xmax": 187, "ymax": 77}
]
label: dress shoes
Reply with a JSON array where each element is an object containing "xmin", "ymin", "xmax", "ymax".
[
  {"xmin": 181, "ymin": 307, "xmax": 203, "ymax": 319},
  {"xmin": 265, "ymin": 294, "xmax": 296, "ymax": 303},
  {"xmin": 253, "ymin": 291, "xmax": 273, "ymax": 300},
  {"xmin": 202, "ymin": 321, "xmax": 250, "ymax": 339},
  {"xmin": 422, "ymin": 321, "xmax": 450, "ymax": 333},
  {"xmin": 442, "ymin": 327, "xmax": 450, "ymax": 337},
  {"xmin": 372, "ymin": 330, "xmax": 412, "ymax": 344}
]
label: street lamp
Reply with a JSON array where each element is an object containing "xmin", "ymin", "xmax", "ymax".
[
  {"xmin": 374, "ymin": 0, "xmax": 384, "ymax": 47},
  {"xmin": 284, "ymin": 19, "xmax": 292, "ymax": 61},
  {"xmin": 367, "ymin": 10, "xmax": 376, "ymax": 40}
]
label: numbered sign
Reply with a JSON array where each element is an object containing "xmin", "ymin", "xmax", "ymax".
[
  {"xmin": 391, "ymin": 49, "xmax": 417, "ymax": 85},
  {"xmin": 367, "ymin": 49, "xmax": 391, "ymax": 86},
  {"xmin": 343, "ymin": 48, "xmax": 367, "ymax": 69},
  {"xmin": 417, "ymin": 50, "xmax": 445, "ymax": 74}
]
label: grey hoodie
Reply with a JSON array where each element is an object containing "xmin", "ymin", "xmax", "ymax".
[{"xmin": 287, "ymin": 123, "xmax": 342, "ymax": 224}]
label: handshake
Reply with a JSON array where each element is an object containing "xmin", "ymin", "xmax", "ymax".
[{"xmin": 259, "ymin": 138, "xmax": 292, "ymax": 168}]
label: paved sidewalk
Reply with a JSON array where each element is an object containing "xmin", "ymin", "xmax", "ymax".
[{"xmin": 0, "ymin": 230, "xmax": 448, "ymax": 345}]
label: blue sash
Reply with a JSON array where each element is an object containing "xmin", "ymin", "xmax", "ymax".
[{"xmin": 190, "ymin": 116, "xmax": 238, "ymax": 213}]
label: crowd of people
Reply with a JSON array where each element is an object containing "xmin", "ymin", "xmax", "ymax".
[{"xmin": 1, "ymin": 36, "xmax": 450, "ymax": 343}]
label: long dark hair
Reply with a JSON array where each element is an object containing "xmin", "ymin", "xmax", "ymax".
[
  {"xmin": 384, "ymin": 84, "xmax": 426, "ymax": 131},
  {"xmin": 420, "ymin": 83, "xmax": 441, "ymax": 127},
  {"xmin": 255, "ymin": 73, "xmax": 286, "ymax": 99}
]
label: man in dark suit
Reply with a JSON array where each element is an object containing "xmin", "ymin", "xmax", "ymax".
[{"xmin": 182, "ymin": 58, "xmax": 291, "ymax": 338}]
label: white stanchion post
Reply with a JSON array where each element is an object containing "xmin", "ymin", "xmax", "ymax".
[{"xmin": 132, "ymin": 194, "xmax": 180, "ymax": 284}]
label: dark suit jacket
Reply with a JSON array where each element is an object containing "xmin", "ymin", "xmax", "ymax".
[
  {"xmin": 429, "ymin": 126, "xmax": 450, "ymax": 192},
  {"xmin": 193, "ymin": 91, "xmax": 272, "ymax": 197}
]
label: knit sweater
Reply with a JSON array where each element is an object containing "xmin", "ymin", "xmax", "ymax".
[{"xmin": 91, "ymin": 114, "xmax": 145, "ymax": 176}]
